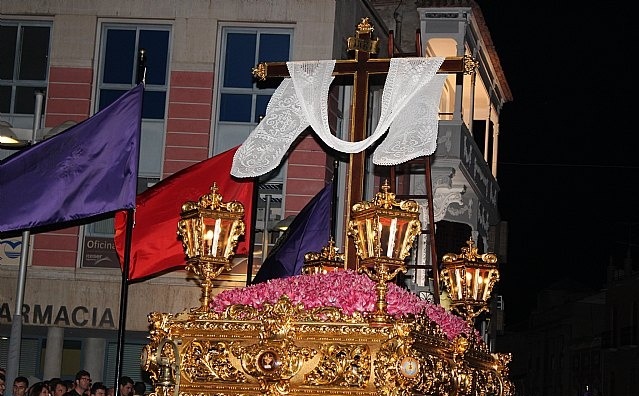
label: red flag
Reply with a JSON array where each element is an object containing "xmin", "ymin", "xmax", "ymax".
[{"xmin": 114, "ymin": 145, "xmax": 254, "ymax": 281}]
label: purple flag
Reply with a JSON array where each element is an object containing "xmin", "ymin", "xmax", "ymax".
[
  {"xmin": 0, "ymin": 84, "xmax": 143, "ymax": 233},
  {"xmin": 252, "ymin": 182, "xmax": 333, "ymax": 284}
]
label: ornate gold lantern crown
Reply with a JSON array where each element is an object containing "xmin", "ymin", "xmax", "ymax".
[
  {"xmin": 348, "ymin": 180, "xmax": 421, "ymax": 267},
  {"xmin": 302, "ymin": 237, "xmax": 344, "ymax": 275}
]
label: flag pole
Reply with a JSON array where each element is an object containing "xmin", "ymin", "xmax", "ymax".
[
  {"xmin": 245, "ymin": 178, "xmax": 259, "ymax": 286},
  {"xmin": 114, "ymin": 208, "xmax": 134, "ymax": 395},
  {"xmin": 5, "ymin": 90, "xmax": 44, "ymax": 396},
  {"xmin": 331, "ymin": 160, "xmax": 339, "ymax": 238},
  {"xmin": 114, "ymin": 49, "xmax": 146, "ymax": 395}
]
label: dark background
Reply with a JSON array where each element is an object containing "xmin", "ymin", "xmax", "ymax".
[{"xmin": 475, "ymin": 2, "xmax": 638, "ymax": 325}]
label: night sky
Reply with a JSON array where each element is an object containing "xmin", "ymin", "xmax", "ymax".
[{"xmin": 475, "ymin": 2, "xmax": 637, "ymax": 325}]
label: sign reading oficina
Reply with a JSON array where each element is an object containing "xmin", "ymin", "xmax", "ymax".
[{"xmin": 0, "ymin": 303, "xmax": 115, "ymax": 328}]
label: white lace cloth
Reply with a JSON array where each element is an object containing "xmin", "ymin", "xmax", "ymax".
[{"xmin": 231, "ymin": 57, "xmax": 446, "ymax": 178}]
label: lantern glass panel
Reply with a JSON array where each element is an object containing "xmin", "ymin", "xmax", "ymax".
[
  {"xmin": 378, "ymin": 216, "xmax": 409, "ymax": 259},
  {"xmin": 454, "ymin": 268, "xmax": 463, "ymax": 299},
  {"xmin": 180, "ymin": 219, "xmax": 195, "ymax": 257},
  {"xmin": 352, "ymin": 218, "xmax": 377, "ymax": 259},
  {"xmin": 202, "ymin": 216, "xmax": 232, "ymax": 257},
  {"xmin": 224, "ymin": 220, "xmax": 243, "ymax": 257},
  {"xmin": 365, "ymin": 218, "xmax": 377, "ymax": 258}
]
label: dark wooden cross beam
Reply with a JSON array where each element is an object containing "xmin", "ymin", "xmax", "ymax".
[{"xmin": 253, "ymin": 18, "xmax": 464, "ymax": 270}]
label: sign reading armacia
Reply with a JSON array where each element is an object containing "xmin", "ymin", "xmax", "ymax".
[{"xmin": 0, "ymin": 303, "xmax": 115, "ymax": 328}]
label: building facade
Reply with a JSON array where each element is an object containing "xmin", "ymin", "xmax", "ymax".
[
  {"xmin": 497, "ymin": 252, "xmax": 639, "ymax": 395},
  {"xmin": 0, "ymin": 0, "xmax": 510, "ymax": 390}
]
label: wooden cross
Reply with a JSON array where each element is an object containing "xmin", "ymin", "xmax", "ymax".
[{"xmin": 253, "ymin": 17, "xmax": 464, "ymax": 270}]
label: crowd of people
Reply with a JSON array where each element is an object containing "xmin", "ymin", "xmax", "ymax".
[{"xmin": 0, "ymin": 368, "xmax": 146, "ymax": 396}]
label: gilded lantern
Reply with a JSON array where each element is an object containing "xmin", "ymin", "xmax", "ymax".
[
  {"xmin": 440, "ymin": 238, "xmax": 500, "ymax": 324},
  {"xmin": 302, "ymin": 237, "xmax": 345, "ymax": 274},
  {"xmin": 177, "ymin": 182, "xmax": 245, "ymax": 310},
  {"xmin": 347, "ymin": 180, "xmax": 421, "ymax": 324}
]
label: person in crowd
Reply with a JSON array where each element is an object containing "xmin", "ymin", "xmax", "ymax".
[
  {"xmin": 132, "ymin": 382, "xmax": 144, "ymax": 396},
  {"xmin": 68, "ymin": 371, "xmax": 91, "ymax": 396},
  {"xmin": 89, "ymin": 382, "xmax": 106, "ymax": 396},
  {"xmin": 48, "ymin": 379, "xmax": 68, "ymax": 396},
  {"xmin": 117, "ymin": 377, "xmax": 133, "ymax": 396},
  {"xmin": 0, "ymin": 372, "xmax": 6, "ymax": 396},
  {"xmin": 27, "ymin": 382, "xmax": 49, "ymax": 396},
  {"xmin": 13, "ymin": 376, "xmax": 29, "ymax": 396},
  {"xmin": 62, "ymin": 381, "xmax": 73, "ymax": 393},
  {"xmin": 105, "ymin": 387, "xmax": 114, "ymax": 396}
]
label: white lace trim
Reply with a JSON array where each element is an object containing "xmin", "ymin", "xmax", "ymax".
[{"xmin": 231, "ymin": 57, "xmax": 445, "ymax": 178}]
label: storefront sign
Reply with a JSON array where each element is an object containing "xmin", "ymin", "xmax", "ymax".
[
  {"xmin": 82, "ymin": 236, "xmax": 120, "ymax": 268},
  {"xmin": 0, "ymin": 303, "xmax": 115, "ymax": 328},
  {"xmin": 0, "ymin": 236, "xmax": 22, "ymax": 265}
]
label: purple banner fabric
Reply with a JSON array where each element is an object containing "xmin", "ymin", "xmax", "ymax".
[
  {"xmin": 0, "ymin": 84, "xmax": 143, "ymax": 233},
  {"xmin": 252, "ymin": 182, "xmax": 333, "ymax": 284}
]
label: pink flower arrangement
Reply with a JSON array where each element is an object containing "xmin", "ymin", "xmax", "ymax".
[{"xmin": 210, "ymin": 270, "xmax": 473, "ymax": 341}]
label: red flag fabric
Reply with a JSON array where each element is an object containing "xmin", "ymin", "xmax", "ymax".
[{"xmin": 114, "ymin": 145, "xmax": 254, "ymax": 281}]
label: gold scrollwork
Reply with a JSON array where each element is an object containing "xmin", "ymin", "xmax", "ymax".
[
  {"xmin": 180, "ymin": 340, "xmax": 246, "ymax": 383},
  {"xmin": 305, "ymin": 344, "xmax": 371, "ymax": 387},
  {"xmin": 463, "ymin": 54, "xmax": 479, "ymax": 75},
  {"xmin": 252, "ymin": 63, "xmax": 267, "ymax": 81},
  {"xmin": 416, "ymin": 355, "xmax": 455, "ymax": 396},
  {"xmin": 357, "ymin": 17, "xmax": 374, "ymax": 34},
  {"xmin": 374, "ymin": 321, "xmax": 424, "ymax": 395},
  {"xmin": 231, "ymin": 342, "xmax": 316, "ymax": 392},
  {"xmin": 148, "ymin": 312, "xmax": 174, "ymax": 340}
]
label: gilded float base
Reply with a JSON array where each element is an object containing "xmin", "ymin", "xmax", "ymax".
[{"xmin": 142, "ymin": 296, "xmax": 513, "ymax": 396}]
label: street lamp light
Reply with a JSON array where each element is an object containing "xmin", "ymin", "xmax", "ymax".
[{"xmin": 0, "ymin": 121, "xmax": 25, "ymax": 146}]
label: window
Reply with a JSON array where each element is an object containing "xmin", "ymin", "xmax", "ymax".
[
  {"xmin": 215, "ymin": 26, "xmax": 293, "ymax": 279},
  {"xmin": 0, "ymin": 20, "xmax": 50, "ymax": 128},
  {"xmin": 0, "ymin": 337, "xmax": 42, "ymax": 379},
  {"xmin": 82, "ymin": 23, "xmax": 170, "ymax": 267},
  {"xmin": 97, "ymin": 23, "xmax": 170, "ymax": 179},
  {"xmin": 214, "ymin": 26, "xmax": 292, "ymax": 156},
  {"xmin": 105, "ymin": 341, "xmax": 147, "ymax": 387}
]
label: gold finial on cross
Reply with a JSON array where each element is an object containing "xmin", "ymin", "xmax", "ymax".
[
  {"xmin": 347, "ymin": 17, "xmax": 379, "ymax": 54},
  {"xmin": 357, "ymin": 17, "xmax": 374, "ymax": 33}
]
